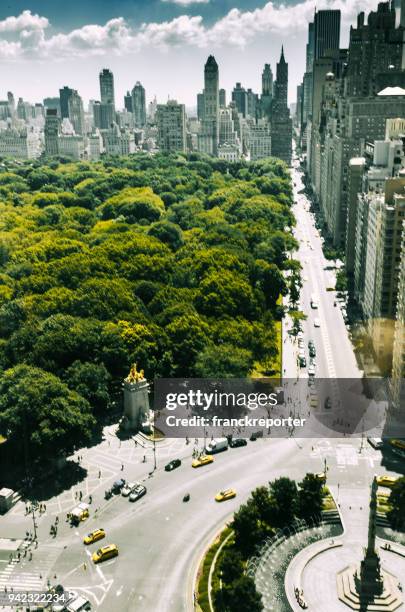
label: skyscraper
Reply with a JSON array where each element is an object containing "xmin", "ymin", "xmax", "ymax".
[
  {"xmin": 232, "ymin": 83, "xmax": 248, "ymax": 117},
  {"xmin": 198, "ymin": 56, "xmax": 219, "ymax": 155},
  {"xmin": 271, "ymin": 46, "xmax": 292, "ymax": 164},
  {"xmin": 262, "ymin": 64, "xmax": 273, "ymax": 97},
  {"xmin": 99, "ymin": 69, "xmax": 115, "ymax": 107},
  {"xmin": 260, "ymin": 64, "xmax": 273, "ymax": 119},
  {"xmin": 44, "ymin": 109, "xmax": 59, "ymax": 156},
  {"xmin": 131, "ymin": 82, "xmax": 146, "ymax": 128},
  {"xmin": 156, "ymin": 100, "xmax": 187, "ymax": 153},
  {"xmin": 59, "ymin": 86, "xmax": 73, "ymax": 120},
  {"xmin": 68, "ymin": 90, "xmax": 84, "ymax": 135},
  {"xmin": 197, "ymin": 92, "xmax": 205, "ymax": 121},
  {"xmin": 219, "ymin": 89, "xmax": 226, "ymax": 109},
  {"xmin": 314, "ymin": 9, "xmax": 341, "ymax": 61},
  {"xmin": 346, "ymin": 3, "xmax": 403, "ymax": 98},
  {"xmin": 124, "ymin": 91, "xmax": 133, "ymax": 113}
]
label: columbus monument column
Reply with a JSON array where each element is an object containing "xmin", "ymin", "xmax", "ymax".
[{"xmin": 120, "ymin": 364, "xmax": 152, "ymax": 434}]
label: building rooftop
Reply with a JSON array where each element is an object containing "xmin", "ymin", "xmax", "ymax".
[{"xmin": 377, "ymin": 86, "xmax": 405, "ymax": 96}]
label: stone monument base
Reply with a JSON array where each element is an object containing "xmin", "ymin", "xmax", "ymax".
[{"xmin": 337, "ymin": 563, "xmax": 403, "ymax": 611}]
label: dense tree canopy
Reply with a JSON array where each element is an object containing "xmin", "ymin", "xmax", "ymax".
[{"xmin": 0, "ymin": 152, "xmax": 294, "ymax": 461}]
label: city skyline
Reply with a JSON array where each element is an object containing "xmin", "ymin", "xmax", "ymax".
[{"xmin": 0, "ymin": 0, "xmax": 398, "ymax": 109}]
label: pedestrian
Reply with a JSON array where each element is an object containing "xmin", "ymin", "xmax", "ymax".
[
  {"xmin": 98, "ymin": 470, "xmax": 101, "ymax": 479},
  {"xmin": 43, "ymin": 503, "xmax": 46, "ymax": 512},
  {"xmin": 89, "ymin": 495, "xmax": 92, "ymax": 504},
  {"xmin": 121, "ymin": 463, "xmax": 124, "ymax": 471},
  {"xmin": 83, "ymin": 562, "xmax": 87, "ymax": 571},
  {"xmin": 29, "ymin": 552, "xmax": 32, "ymax": 561},
  {"xmin": 79, "ymin": 491, "xmax": 82, "ymax": 500},
  {"xmin": 25, "ymin": 531, "xmax": 29, "ymax": 539},
  {"xmin": 55, "ymin": 516, "xmax": 59, "ymax": 525}
]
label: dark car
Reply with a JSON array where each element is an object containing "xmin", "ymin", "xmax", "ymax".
[
  {"xmin": 165, "ymin": 459, "xmax": 181, "ymax": 471},
  {"xmin": 309, "ymin": 346, "xmax": 316, "ymax": 358},
  {"xmin": 299, "ymin": 356, "xmax": 307, "ymax": 367},
  {"xmin": 129, "ymin": 484, "xmax": 147, "ymax": 502},
  {"xmin": 230, "ymin": 438, "xmax": 248, "ymax": 448},
  {"xmin": 324, "ymin": 397, "xmax": 332, "ymax": 410},
  {"xmin": 111, "ymin": 478, "xmax": 125, "ymax": 493}
]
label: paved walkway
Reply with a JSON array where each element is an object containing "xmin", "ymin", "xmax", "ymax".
[{"xmin": 284, "ymin": 485, "xmax": 405, "ymax": 612}]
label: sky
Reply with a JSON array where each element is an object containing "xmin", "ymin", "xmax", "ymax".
[{"xmin": 0, "ymin": 0, "xmax": 393, "ymax": 110}]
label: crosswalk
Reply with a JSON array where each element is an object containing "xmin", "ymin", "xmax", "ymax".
[{"xmin": 0, "ymin": 544, "xmax": 60, "ymax": 591}]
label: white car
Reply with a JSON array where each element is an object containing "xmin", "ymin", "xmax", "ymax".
[
  {"xmin": 121, "ymin": 482, "xmax": 136, "ymax": 497},
  {"xmin": 308, "ymin": 365, "xmax": 316, "ymax": 376},
  {"xmin": 314, "ymin": 318, "xmax": 321, "ymax": 327}
]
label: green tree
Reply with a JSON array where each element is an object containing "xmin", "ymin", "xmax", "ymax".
[
  {"xmin": 268, "ymin": 477, "xmax": 298, "ymax": 528},
  {"xmin": 194, "ymin": 344, "xmax": 253, "ymax": 378},
  {"xmin": 297, "ymin": 473, "xmax": 324, "ymax": 523},
  {"xmin": 215, "ymin": 576, "xmax": 263, "ymax": 612},
  {"xmin": 0, "ymin": 364, "xmax": 95, "ymax": 462},
  {"xmin": 65, "ymin": 361, "xmax": 111, "ymax": 415},
  {"xmin": 218, "ymin": 549, "xmax": 244, "ymax": 585}
]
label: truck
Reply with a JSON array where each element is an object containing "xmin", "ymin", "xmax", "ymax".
[
  {"xmin": 205, "ymin": 437, "xmax": 228, "ymax": 454},
  {"xmin": 69, "ymin": 502, "xmax": 89, "ymax": 525}
]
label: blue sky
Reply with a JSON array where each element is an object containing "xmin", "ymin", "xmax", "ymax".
[{"xmin": 0, "ymin": 1, "xmax": 387, "ymax": 109}]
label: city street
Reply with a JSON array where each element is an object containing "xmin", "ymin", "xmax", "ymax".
[{"xmin": 0, "ymin": 150, "xmax": 402, "ymax": 612}]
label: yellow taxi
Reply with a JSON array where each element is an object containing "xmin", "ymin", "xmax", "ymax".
[
  {"xmin": 83, "ymin": 529, "xmax": 106, "ymax": 545},
  {"xmin": 192, "ymin": 455, "xmax": 214, "ymax": 468},
  {"xmin": 92, "ymin": 544, "xmax": 119, "ymax": 564},
  {"xmin": 215, "ymin": 489, "xmax": 237, "ymax": 502},
  {"xmin": 310, "ymin": 393, "xmax": 318, "ymax": 408},
  {"xmin": 376, "ymin": 475, "xmax": 398, "ymax": 489}
]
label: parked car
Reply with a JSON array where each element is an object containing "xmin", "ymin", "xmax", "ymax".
[{"xmin": 299, "ymin": 356, "xmax": 307, "ymax": 368}]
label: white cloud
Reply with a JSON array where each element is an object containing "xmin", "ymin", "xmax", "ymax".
[
  {"xmin": 0, "ymin": 10, "xmax": 48, "ymax": 33},
  {"xmin": 162, "ymin": 0, "xmax": 209, "ymax": 5},
  {"xmin": 0, "ymin": 1, "xmax": 380, "ymax": 60}
]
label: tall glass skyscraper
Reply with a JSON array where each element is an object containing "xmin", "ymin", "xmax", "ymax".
[{"xmin": 99, "ymin": 69, "xmax": 115, "ymax": 107}]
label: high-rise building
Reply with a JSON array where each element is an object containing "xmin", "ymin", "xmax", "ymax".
[
  {"xmin": 131, "ymin": 82, "xmax": 146, "ymax": 128},
  {"xmin": 218, "ymin": 108, "xmax": 240, "ymax": 148},
  {"xmin": 68, "ymin": 90, "xmax": 84, "ymax": 135},
  {"xmin": 59, "ymin": 86, "xmax": 73, "ymax": 119},
  {"xmin": 260, "ymin": 63, "xmax": 273, "ymax": 119},
  {"xmin": 314, "ymin": 9, "xmax": 341, "ymax": 61},
  {"xmin": 44, "ymin": 109, "xmax": 59, "ymax": 156},
  {"xmin": 156, "ymin": 100, "xmax": 187, "ymax": 153},
  {"xmin": 219, "ymin": 89, "xmax": 226, "ymax": 109},
  {"xmin": 198, "ymin": 55, "xmax": 219, "ymax": 156},
  {"xmin": 93, "ymin": 101, "xmax": 115, "ymax": 130},
  {"xmin": 232, "ymin": 83, "xmax": 248, "ymax": 117},
  {"xmin": 124, "ymin": 91, "xmax": 133, "ymax": 113},
  {"xmin": 99, "ymin": 69, "xmax": 115, "ymax": 107},
  {"xmin": 390, "ymin": 221, "xmax": 405, "ymax": 410},
  {"xmin": 271, "ymin": 46, "xmax": 292, "ymax": 164},
  {"xmin": 247, "ymin": 122, "xmax": 272, "ymax": 160},
  {"xmin": 346, "ymin": 3, "xmax": 403, "ymax": 98},
  {"xmin": 43, "ymin": 98, "xmax": 61, "ymax": 115},
  {"xmin": 197, "ymin": 92, "xmax": 205, "ymax": 121}
]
